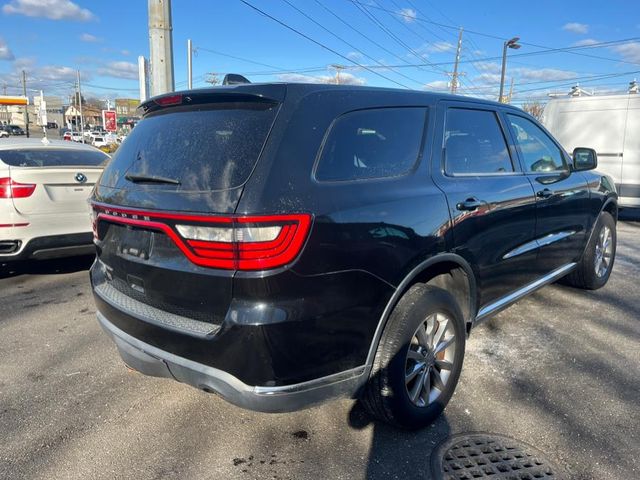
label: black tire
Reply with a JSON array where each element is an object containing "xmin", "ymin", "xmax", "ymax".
[
  {"xmin": 563, "ymin": 211, "xmax": 616, "ymax": 290},
  {"xmin": 361, "ymin": 284, "xmax": 466, "ymax": 429}
]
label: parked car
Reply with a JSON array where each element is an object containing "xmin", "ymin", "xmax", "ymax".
[
  {"xmin": 91, "ymin": 136, "xmax": 107, "ymax": 148},
  {"xmin": 46, "ymin": 122, "xmax": 59, "ymax": 130},
  {"xmin": 0, "ymin": 130, "xmax": 8, "ymax": 138},
  {"xmin": 90, "ymin": 84, "xmax": 617, "ymax": 429},
  {"xmin": 1, "ymin": 138, "xmax": 110, "ymax": 261},
  {"xmin": 542, "ymin": 93, "xmax": 640, "ymax": 208},
  {"xmin": 71, "ymin": 132, "xmax": 84, "ymax": 142},
  {"xmin": 4, "ymin": 125, "xmax": 25, "ymax": 136},
  {"xmin": 62, "ymin": 131, "xmax": 72, "ymax": 141}
]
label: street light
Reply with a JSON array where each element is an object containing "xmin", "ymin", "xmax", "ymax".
[{"xmin": 499, "ymin": 36, "xmax": 521, "ymax": 103}]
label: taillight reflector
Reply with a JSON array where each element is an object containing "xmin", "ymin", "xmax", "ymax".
[
  {"xmin": 92, "ymin": 204, "xmax": 312, "ymax": 271},
  {"xmin": 0, "ymin": 178, "xmax": 36, "ymax": 198}
]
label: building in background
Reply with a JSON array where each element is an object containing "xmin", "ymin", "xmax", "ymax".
[
  {"xmin": 33, "ymin": 96, "xmax": 64, "ymax": 128},
  {"xmin": 64, "ymin": 105, "xmax": 102, "ymax": 130},
  {"xmin": 115, "ymin": 98, "xmax": 142, "ymax": 131}
]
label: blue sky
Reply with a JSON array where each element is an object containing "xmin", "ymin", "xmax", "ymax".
[{"xmin": 0, "ymin": 0, "xmax": 639, "ymax": 104}]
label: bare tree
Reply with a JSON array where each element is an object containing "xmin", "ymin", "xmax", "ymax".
[{"xmin": 522, "ymin": 101, "xmax": 545, "ymax": 120}]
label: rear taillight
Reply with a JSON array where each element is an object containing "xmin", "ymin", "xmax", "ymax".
[
  {"xmin": 0, "ymin": 178, "xmax": 36, "ymax": 198},
  {"xmin": 93, "ymin": 204, "xmax": 312, "ymax": 271}
]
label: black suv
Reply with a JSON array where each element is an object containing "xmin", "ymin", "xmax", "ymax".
[{"xmin": 90, "ymin": 83, "xmax": 617, "ymax": 428}]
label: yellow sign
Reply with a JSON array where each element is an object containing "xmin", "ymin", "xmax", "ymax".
[{"xmin": 0, "ymin": 96, "xmax": 29, "ymax": 106}]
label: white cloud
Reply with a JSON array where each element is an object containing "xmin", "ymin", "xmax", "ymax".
[
  {"xmin": 513, "ymin": 67, "xmax": 577, "ymax": 82},
  {"xmin": 572, "ymin": 38, "xmax": 599, "ymax": 47},
  {"xmin": 0, "ymin": 37, "xmax": 14, "ymax": 60},
  {"xmin": 2, "ymin": 0, "xmax": 96, "ymax": 21},
  {"xmin": 277, "ymin": 72, "xmax": 366, "ymax": 86},
  {"xmin": 423, "ymin": 80, "xmax": 449, "ymax": 91},
  {"xmin": 430, "ymin": 41, "xmax": 455, "ymax": 53},
  {"xmin": 562, "ymin": 22, "xmax": 589, "ymax": 34},
  {"xmin": 97, "ymin": 61, "xmax": 138, "ymax": 80},
  {"xmin": 611, "ymin": 42, "xmax": 640, "ymax": 63},
  {"xmin": 475, "ymin": 73, "xmax": 502, "ymax": 85},
  {"xmin": 473, "ymin": 61, "xmax": 502, "ymax": 74},
  {"xmin": 38, "ymin": 65, "xmax": 79, "ymax": 81},
  {"xmin": 397, "ymin": 7, "xmax": 416, "ymax": 23},
  {"xmin": 121, "ymin": 49, "xmax": 130, "ymax": 56},
  {"xmin": 346, "ymin": 51, "xmax": 363, "ymax": 62},
  {"xmin": 79, "ymin": 33, "xmax": 100, "ymax": 43}
]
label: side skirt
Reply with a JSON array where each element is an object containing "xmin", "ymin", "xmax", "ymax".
[{"xmin": 474, "ymin": 262, "xmax": 576, "ymax": 325}]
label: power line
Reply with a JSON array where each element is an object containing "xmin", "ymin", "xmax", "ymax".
[
  {"xmin": 348, "ymin": 0, "xmax": 448, "ymax": 74},
  {"xmin": 194, "ymin": 46, "xmax": 284, "ymax": 70},
  {"xmin": 280, "ymin": 0, "xmax": 425, "ymax": 86},
  {"xmin": 238, "ymin": 0, "xmax": 411, "ymax": 88},
  {"xmin": 312, "ymin": 0, "xmax": 442, "ymax": 76}
]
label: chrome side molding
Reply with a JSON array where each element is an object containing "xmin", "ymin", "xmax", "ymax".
[
  {"xmin": 475, "ymin": 262, "xmax": 576, "ymax": 323},
  {"xmin": 503, "ymin": 231, "xmax": 576, "ymax": 260}
]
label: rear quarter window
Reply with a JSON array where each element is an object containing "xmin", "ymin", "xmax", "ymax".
[
  {"xmin": 0, "ymin": 148, "xmax": 109, "ymax": 167},
  {"xmin": 315, "ymin": 107, "xmax": 427, "ymax": 182}
]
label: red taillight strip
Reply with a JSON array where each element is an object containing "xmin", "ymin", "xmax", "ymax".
[
  {"xmin": 93, "ymin": 204, "xmax": 312, "ymax": 271},
  {"xmin": 0, "ymin": 223, "xmax": 29, "ymax": 228}
]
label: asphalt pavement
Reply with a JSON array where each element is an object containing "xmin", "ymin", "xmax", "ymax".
[{"xmin": 0, "ymin": 220, "xmax": 638, "ymax": 480}]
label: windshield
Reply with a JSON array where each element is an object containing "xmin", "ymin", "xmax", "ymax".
[
  {"xmin": 99, "ymin": 102, "xmax": 279, "ymax": 191},
  {"xmin": 0, "ymin": 148, "xmax": 110, "ymax": 167}
]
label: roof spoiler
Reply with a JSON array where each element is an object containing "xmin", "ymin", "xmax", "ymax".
[{"xmin": 138, "ymin": 83, "xmax": 285, "ymax": 116}]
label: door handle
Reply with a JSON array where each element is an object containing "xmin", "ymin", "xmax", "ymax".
[
  {"xmin": 536, "ymin": 188, "xmax": 554, "ymax": 199},
  {"xmin": 456, "ymin": 197, "xmax": 484, "ymax": 211}
]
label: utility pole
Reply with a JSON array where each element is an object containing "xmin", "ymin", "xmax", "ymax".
[
  {"xmin": 76, "ymin": 70, "xmax": 85, "ymax": 142},
  {"xmin": 148, "ymin": 0, "xmax": 175, "ymax": 96},
  {"xmin": 499, "ymin": 37, "xmax": 521, "ymax": 103},
  {"xmin": 187, "ymin": 38, "xmax": 193, "ymax": 90},
  {"xmin": 450, "ymin": 28, "xmax": 463, "ymax": 94},
  {"xmin": 138, "ymin": 56, "xmax": 149, "ymax": 102},
  {"xmin": 21, "ymin": 70, "xmax": 30, "ymax": 138},
  {"xmin": 330, "ymin": 64, "xmax": 346, "ymax": 85}
]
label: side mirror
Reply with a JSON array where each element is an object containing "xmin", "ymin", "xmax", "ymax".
[{"xmin": 572, "ymin": 147, "xmax": 598, "ymax": 171}]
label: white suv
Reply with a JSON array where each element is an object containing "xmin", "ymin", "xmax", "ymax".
[{"xmin": 0, "ymin": 138, "xmax": 109, "ymax": 261}]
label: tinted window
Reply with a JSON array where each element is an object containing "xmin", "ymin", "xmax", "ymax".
[
  {"xmin": 444, "ymin": 108, "xmax": 513, "ymax": 175},
  {"xmin": 507, "ymin": 114, "xmax": 566, "ymax": 173},
  {"xmin": 100, "ymin": 102, "xmax": 278, "ymax": 191},
  {"xmin": 315, "ymin": 108, "xmax": 426, "ymax": 182},
  {"xmin": 0, "ymin": 148, "xmax": 109, "ymax": 167}
]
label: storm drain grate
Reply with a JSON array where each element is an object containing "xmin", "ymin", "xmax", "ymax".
[{"xmin": 431, "ymin": 433, "xmax": 566, "ymax": 480}]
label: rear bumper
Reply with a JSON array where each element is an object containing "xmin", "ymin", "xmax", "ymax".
[
  {"xmin": 0, "ymin": 232, "xmax": 94, "ymax": 261},
  {"xmin": 98, "ymin": 311, "xmax": 365, "ymax": 413}
]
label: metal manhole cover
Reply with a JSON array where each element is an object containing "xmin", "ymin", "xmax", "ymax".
[{"xmin": 431, "ymin": 433, "xmax": 566, "ymax": 480}]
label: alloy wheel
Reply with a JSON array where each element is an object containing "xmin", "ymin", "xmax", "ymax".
[
  {"xmin": 594, "ymin": 225, "xmax": 613, "ymax": 278},
  {"xmin": 405, "ymin": 313, "xmax": 457, "ymax": 407}
]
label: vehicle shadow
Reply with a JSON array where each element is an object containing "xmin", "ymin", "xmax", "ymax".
[
  {"xmin": 349, "ymin": 400, "xmax": 452, "ymax": 479},
  {"xmin": 346, "ymin": 350, "xmax": 457, "ymax": 480},
  {"xmin": 0, "ymin": 255, "xmax": 95, "ymax": 280}
]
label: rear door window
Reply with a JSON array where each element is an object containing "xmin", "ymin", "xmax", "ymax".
[
  {"xmin": 315, "ymin": 107, "xmax": 427, "ymax": 182},
  {"xmin": 444, "ymin": 108, "xmax": 514, "ymax": 175},
  {"xmin": 0, "ymin": 148, "xmax": 109, "ymax": 167},
  {"xmin": 100, "ymin": 102, "xmax": 279, "ymax": 191}
]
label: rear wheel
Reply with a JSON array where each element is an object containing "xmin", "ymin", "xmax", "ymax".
[
  {"xmin": 362, "ymin": 285, "xmax": 466, "ymax": 429},
  {"xmin": 564, "ymin": 211, "xmax": 616, "ymax": 290}
]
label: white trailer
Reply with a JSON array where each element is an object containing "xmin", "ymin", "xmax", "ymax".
[{"xmin": 542, "ymin": 93, "xmax": 640, "ymax": 207}]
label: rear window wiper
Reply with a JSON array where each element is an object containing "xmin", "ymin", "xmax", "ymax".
[{"xmin": 125, "ymin": 173, "xmax": 181, "ymax": 185}]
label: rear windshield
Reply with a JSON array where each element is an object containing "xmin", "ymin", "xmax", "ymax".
[
  {"xmin": 0, "ymin": 148, "xmax": 110, "ymax": 167},
  {"xmin": 99, "ymin": 102, "xmax": 279, "ymax": 191}
]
